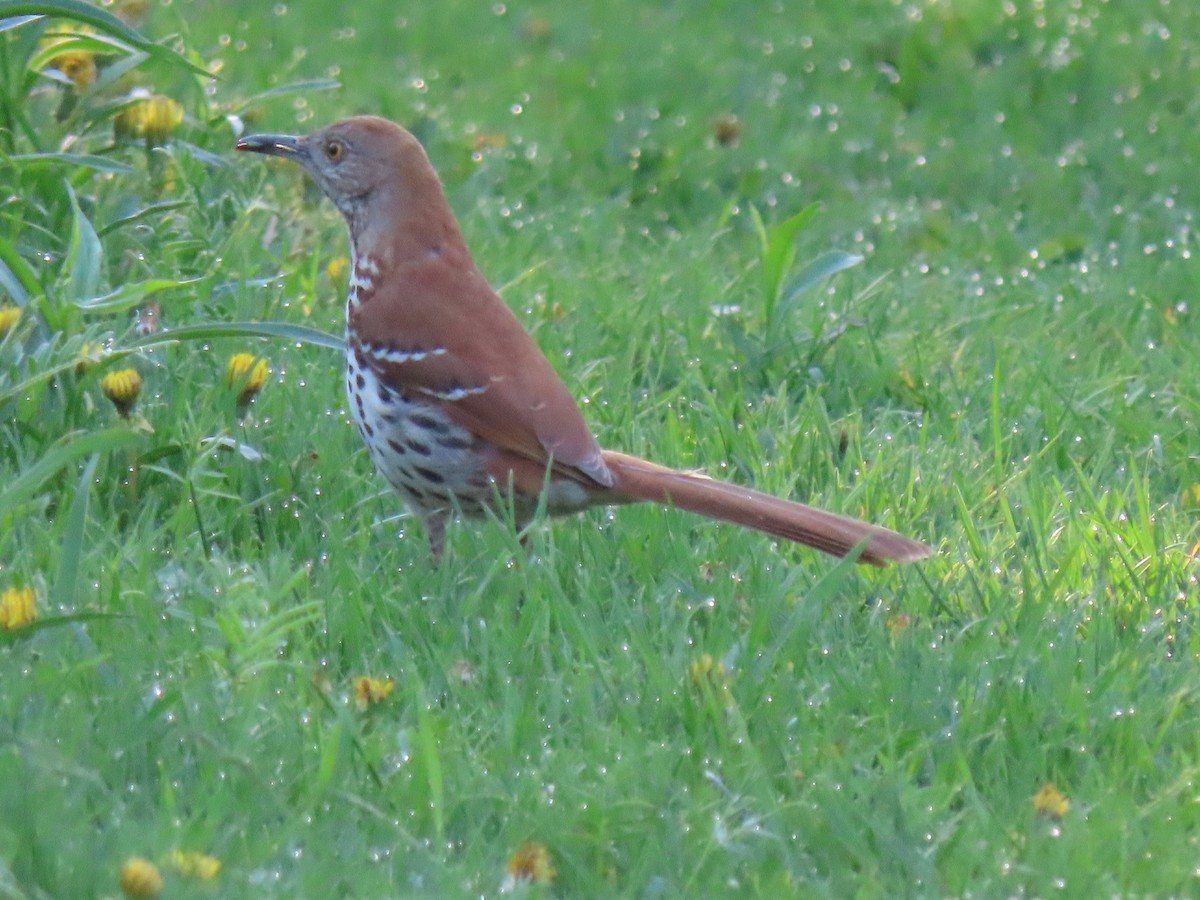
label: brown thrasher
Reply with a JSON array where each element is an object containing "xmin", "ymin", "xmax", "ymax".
[{"xmin": 236, "ymin": 116, "xmax": 931, "ymax": 565}]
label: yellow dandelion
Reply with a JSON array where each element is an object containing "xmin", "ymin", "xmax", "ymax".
[
  {"xmin": 115, "ymin": 0, "xmax": 152, "ymax": 25},
  {"xmin": 505, "ymin": 840, "xmax": 555, "ymax": 886},
  {"xmin": 38, "ymin": 28, "xmax": 98, "ymax": 90},
  {"xmin": 688, "ymin": 653, "xmax": 733, "ymax": 705},
  {"xmin": 472, "ymin": 131, "xmax": 507, "ymax": 153},
  {"xmin": 354, "ymin": 676, "xmax": 395, "ymax": 710},
  {"xmin": 115, "ymin": 95, "xmax": 184, "ymax": 145},
  {"xmin": 885, "ymin": 612, "xmax": 911, "ymax": 639},
  {"xmin": 0, "ymin": 586, "xmax": 37, "ymax": 630},
  {"xmin": 226, "ymin": 353, "xmax": 269, "ymax": 407},
  {"xmin": 325, "ymin": 255, "xmax": 349, "ymax": 281},
  {"xmin": 0, "ymin": 304, "xmax": 21, "ymax": 335},
  {"xmin": 712, "ymin": 113, "xmax": 742, "ymax": 147},
  {"xmin": 75, "ymin": 341, "xmax": 108, "ymax": 375},
  {"xmin": 520, "ymin": 16, "xmax": 552, "ymax": 41},
  {"xmin": 101, "ymin": 368, "xmax": 142, "ymax": 417},
  {"xmin": 141, "ymin": 96, "xmax": 184, "ymax": 143},
  {"xmin": 170, "ymin": 848, "xmax": 221, "ymax": 880},
  {"xmin": 118, "ymin": 856, "xmax": 163, "ymax": 898},
  {"xmin": 689, "ymin": 652, "xmax": 727, "ymax": 686},
  {"xmin": 1033, "ymin": 783, "xmax": 1069, "ymax": 820},
  {"xmin": 56, "ymin": 51, "xmax": 97, "ymax": 89}
]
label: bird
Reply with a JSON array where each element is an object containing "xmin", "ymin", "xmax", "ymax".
[{"xmin": 235, "ymin": 116, "xmax": 931, "ymax": 566}]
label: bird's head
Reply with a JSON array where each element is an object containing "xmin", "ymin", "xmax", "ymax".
[{"xmin": 236, "ymin": 116, "xmax": 433, "ymax": 216}]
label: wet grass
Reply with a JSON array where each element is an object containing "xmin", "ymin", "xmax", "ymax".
[{"xmin": 2, "ymin": 0, "xmax": 1199, "ymax": 895}]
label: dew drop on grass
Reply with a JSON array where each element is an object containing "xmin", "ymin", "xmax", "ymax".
[{"xmin": 144, "ymin": 682, "xmax": 165, "ymax": 708}]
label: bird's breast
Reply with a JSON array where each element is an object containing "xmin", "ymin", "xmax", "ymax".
[{"xmin": 346, "ymin": 251, "xmax": 381, "ymax": 315}]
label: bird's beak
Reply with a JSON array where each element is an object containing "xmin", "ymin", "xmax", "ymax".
[{"xmin": 235, "ymin": 133, "xmax": 303, "ymax": 158}]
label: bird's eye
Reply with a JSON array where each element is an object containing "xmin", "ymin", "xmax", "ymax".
[{"xmin": 325, "ymin": 140, "xmax": 344, "ymax": 161}]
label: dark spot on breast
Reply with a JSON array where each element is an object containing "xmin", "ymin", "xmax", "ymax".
[
  {"xmin": 387, "ymin": 438, "xmax": 407, "ymax": 456},
  {"xmin": 355, "ymin": 372, "xmax": 366, "ymax": 389},
  {"xmin": 409, "ymin": 412, "xmax": 450, "ymax": 435},
  {"xmin": 437, "ymin": 434, "xmax": 474, "ymax": 452},
  {"xmin": 404, "ymin": 437, "xmax": 433, "ymax": 457},
  {"xmin": 363, "ymin": 422, "xmax": 375, "ymax": 438},
  {"xmin": 413, "ymin": 464, "xmax": 445, "ymax": 485}
]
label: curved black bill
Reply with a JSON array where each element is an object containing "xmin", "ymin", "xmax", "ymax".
[{"xmin": 235, "ymin": 133, "xmax": 302, "ymax": 157}]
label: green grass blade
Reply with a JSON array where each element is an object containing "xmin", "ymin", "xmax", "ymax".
[
  {"xmin": 0, "ymin": 611, "xmax": 124, "ymax": 645},
  {"xmin": 776, "ymin": 250, "xmax": 865, "ymax": 313},
  {"xmin": 0, "ymin": 235, "xmax": 40, "ymax": 302},
  {"xmin": 7, "ymin": 152, "xmax": 135, "ymax": 174},
  {"xmin": 48, "ymin": 453, "xmax": 97, "ymax": 610},
  {"xmin": 126, "ymin": 320, "xmax": 345, "ymax": 353},
  {"xmin": 0, "ymin": 0, "xmax": 211, "ymax": 76},
  {"xmin": 761, "ymin": 202, "xmax": 819, "ymax": 316},
  {"xmin": 410, "ymin": 675, "xmax": 446, "ymax": 843},
  {"xmin": 0, "ymin": 428, "xmax": 140, "ymax": 517},
  {"xmin": 25, "ymin": 30, "xmax": 136, "ymax": 72},
  {"xmin": 63, "ymin": 182, "xmax": 101, "ymax": 304},
  {"xmin": 232, "ymin": 78, "xmax": 342, "ymax": 114},
  {"xmin": 75, "ymin": 277, "xmax": 201, "ymax": 312}
]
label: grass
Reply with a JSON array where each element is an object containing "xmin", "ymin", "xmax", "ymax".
[{"xmin": 1, "ymin": 0, "xmax": 1199, "ymax": 895}]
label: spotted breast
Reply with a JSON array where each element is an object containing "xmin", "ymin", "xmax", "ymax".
[{"xmin": 342, "ymin": 253, "xmax": 499, "ymax": 550}]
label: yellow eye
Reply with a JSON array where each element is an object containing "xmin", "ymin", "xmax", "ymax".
[{"xmin": 325, "ymin": 140, "xmax": 344, "ymax": 161}]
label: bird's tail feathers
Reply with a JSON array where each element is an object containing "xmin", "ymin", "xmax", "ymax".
[{"xmin": 601, "ymin": 450, "xmax": 931, "ymax": 566}]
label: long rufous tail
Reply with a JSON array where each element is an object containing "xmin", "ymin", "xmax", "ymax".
[{"xmin": 601, "ymin": 450, "xmax": 931, "ymax": 566}]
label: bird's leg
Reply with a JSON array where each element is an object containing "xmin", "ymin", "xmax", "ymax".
[{"xmin": 424, "ymin": 512, "xmax": 447, "ymax": 563}]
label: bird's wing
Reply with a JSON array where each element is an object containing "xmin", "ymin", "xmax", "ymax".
[{"xmin": 349, "ymin": 255, "xmax": 614, "ymax": 488}]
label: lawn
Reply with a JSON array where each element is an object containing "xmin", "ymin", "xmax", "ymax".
[{"xmin": 2, "ymin": 0, "xmax": 1199, "ymax": 896}]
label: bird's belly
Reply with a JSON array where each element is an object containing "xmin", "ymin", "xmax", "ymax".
[{"xmin": 345, "ymin": 352, "xmax": 492, "ymax": 515}]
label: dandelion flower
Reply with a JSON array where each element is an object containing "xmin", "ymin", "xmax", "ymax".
[
  {"xmin": 101, "ymin": 368, "xmax": 142, "ymax": 417},
  {"xmin": 1033, "ymin": 783, "xmax": 1069, "ymax": 820},
  {"xmin": 115, "ymin": 95, "xmax": 184, "ymax": 145},
  {"xmin": 520, "ymin": 17, "xmax": 552, "ymax": 41},
  {"xmin": 226, "ymin": 353, "xmax": 269, "ymax": 407},
  {"xmin": 0, "ymin": 586, "xmax": 37, "ymax": 629},
  {"xmin": 38, "ymin": 30, "xmax": 97, "ymax": 89},
  {"xmin": 325, "ymin": 256, "xmax": 349, "ymax": 281},
  {"xmin": 471, "ymin": 131, "xmax": 507, "ymax": 153},
  {"xmin": 115, "ymin": 0, "xmax": 151, "ymax": 25},
  {"xmin": 119, "ymin": 856, "xmax": 163, "ymax": 898},
  {"xmin": 503, "ymin": 840, "xmax": 555, "ymax": 889},
  {"xmin": 0, "ymin": 305, "xmax": 21, "ymax": 335},
  {"xmin": 690, "ymin": 653, "xmax": 720, "ymax": 683},
  {"xmin": 688, "ymin": 653, "xmax": 733, "ymax": 706},
  {"xmin": 354, "ymin": 676, "xmax": 395, "ymax": 710},
  {"xmin": 56, "ymin": 51, "xmax": 97, "ymax": 89},
  {"xmin": 170, "ymin": 848, "xmax": 221, "ymax": 880},
  {"xmin": 76, "ymin": 342, "xmax": 108, "ymax": 375},
  {"xmin": 712, "ymin": 113, "xmax": 742, "ymax": 147}
]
